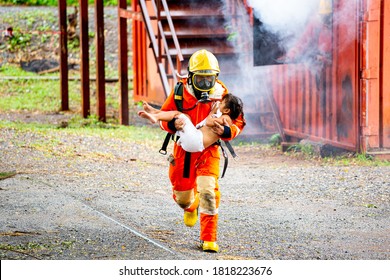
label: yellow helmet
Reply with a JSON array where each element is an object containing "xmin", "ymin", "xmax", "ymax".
[
  {"xmin": 188, "ymin": 49, "xmax": 220, "ymax": 74},
  {"xmin": 319, "ymin": 0, "xmax": 332, "ymax": 15},
  {"xmin": 188, "ymin": 49, "xmax": 220, "ymax": 92}
]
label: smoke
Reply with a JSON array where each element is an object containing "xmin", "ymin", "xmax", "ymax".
[
  {"xmin": 249, "ymin": 0, "xmax": 321, "ymax": 67},
  {"xmin": 217, "ymin": 0, "xmax": 360, "ymax": 135},
  {"xmin": 218, "ymin": 0, "xmax": 324, "ymax": 135},
  {"xmin": 248, "ymin": 0, "xmax": 318, "ymax": 41},
  {"xmin": 248, "ymin": 0, "xmax": 359, "ymax": 65}
]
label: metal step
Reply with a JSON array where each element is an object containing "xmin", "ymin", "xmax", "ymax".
[
  {"xmin": 163, "ymin": 1, "xmax": 227, "ymax": 19},
  {"xmin": 161, "ymin": 0, "xmax": 240, "ymax": 62},
  {"xmin": 167, "ymin": 39, "xmax": 235, "ymax": 56},
  {"xmin": 162, "ymin": 19, "xmax": 229, "ymax": 39},
  {"xmin": 160, "ymin": 0, "xmax": 246, "ymax": 85}
]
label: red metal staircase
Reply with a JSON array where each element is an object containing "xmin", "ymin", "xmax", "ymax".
[
  {"xmin": 132, "ymin": 0, "xmax": 251, "ymax": 105},
  {"xmin": 161, "ymin": 0, "xmax": 239, "ymax": 71}
]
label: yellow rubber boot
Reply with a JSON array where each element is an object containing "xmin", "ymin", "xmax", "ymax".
[
  {"xmin": 183, "ymin": 208, "xmax": 198, "ymax": 227},
  {"xmin": 183, "ymin": 193, "xmax": 199, "ymax": 227},
  {"xmin": 202, "ymin": 241, "xmax": 219, "ymax": 253}
]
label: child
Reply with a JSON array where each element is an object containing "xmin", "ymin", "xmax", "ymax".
[{"xmin": 138, "ymin": 93, "xmax": 245, "ymax": 152}]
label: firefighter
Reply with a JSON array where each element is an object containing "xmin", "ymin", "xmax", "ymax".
[{"xmin": 159, "ymin": 49, "xmax": 245, "ymax": 252}]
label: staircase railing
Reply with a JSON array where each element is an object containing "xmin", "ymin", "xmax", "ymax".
[{"xmin": 138, "ymin": 0, "xmax": 184, "ymax": 97}]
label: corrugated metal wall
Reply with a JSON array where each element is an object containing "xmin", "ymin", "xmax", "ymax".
[
  {"xmin": 264, "ymin": 0, "xmax": 390, "ymax": 153},
  {"xmin": 263, "ymin": 0, "xmax": 359, "ymax": 150},
  {"xmin": 268, "ymin": 61, "xmax": 357, "ymax": 150},
  {"xmin": 383, "ymin": 0, "xmax": 390, "ymax": 148},
  {"xmin": 359, "ymin": 0, "xmax": 390, "ymax": 152}
]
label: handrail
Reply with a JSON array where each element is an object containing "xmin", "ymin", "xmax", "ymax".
[
  {"xmin": 152, "ymin": 0, "xmax": 184, "ymax": 71},
  {"xmin": 138, "ymin": 0, "xmax": 184, "ymax": 96},
  {"xmin": 161, "ymin": 0, "xmax": 183, "ymax": 77},
  {"xmin": 138, "ymin": 0, "xmax": 158, "ymax": 60},
  {"xmin": 161, "ymin": 0, "xmax": 184, "ymax": 63},
  {"xmin": 158, "ymin": 21, "xmax": 178, "ymax": 84}
]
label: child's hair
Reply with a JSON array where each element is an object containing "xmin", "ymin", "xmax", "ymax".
[{"xmin": 222, "ymin": 93, "xmax": 245, "ymax": 125}]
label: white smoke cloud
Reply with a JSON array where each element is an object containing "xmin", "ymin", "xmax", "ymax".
[{"xmin": 247, "ymin": 0, "xmax": 319, "ymax": 49}]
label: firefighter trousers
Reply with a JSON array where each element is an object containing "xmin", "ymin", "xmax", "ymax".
[{"xmin": 169, "ymin": 146, "xmax": 220, "ymax": 242}]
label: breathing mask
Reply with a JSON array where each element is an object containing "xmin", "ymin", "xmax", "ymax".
[{"xmin": 187, "ymin": 49, "xmax": 220, "ymax": 102}]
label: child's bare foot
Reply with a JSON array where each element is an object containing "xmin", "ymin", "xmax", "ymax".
[
  {"xmin": 138, "ymin": 111, "xmax": 158, "ymax": 124},
  {"xmin": 142, "ymin": 101, "xmax": 159, "ymax": 114}
]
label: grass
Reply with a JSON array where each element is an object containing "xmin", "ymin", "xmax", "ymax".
[
  {"xmin": 0, "ymin": 79, "xmax": 66, "ymax": 112},
  {"xmin": 0, "ymin": 64, "xmax": 124, "ymax": 113},
  {"xmin": 283, "ymin": 142, "xmax": 390, "ymax": 166},
  {"xmin": 322, "ymin": 153, "xmax": 390, "ymax": 167},
  {"xmin": 63, "ymin": 115, "xmax": 166, "ymax": 146},
  {"xmin": 0, "ymin": 171, "xmax": 17, "ymax": 180},
  {"xmin": 0, "ymin": 116, "xmax": 165, "ymax": 146},
  {"xmin": 0, "ymin": 64, "xmax": 33, "ymax": 76},
  {"xmin": 1, "ymin": 8, "xmax": 57, "ymax": 27},
  {"xmin": 0, "ymin": 6, "xmax": 122, "ymax": 78},
  {"xmin": 0, "ymin": 239, "xmax": 79, "ymax": 260},
  {"xmin": 0, "ymin": 115, "xmax": 165, "ymax": 162},
  {"xmin": 0, "ymin": 64, "xmax": 162, "ymax": 151}
]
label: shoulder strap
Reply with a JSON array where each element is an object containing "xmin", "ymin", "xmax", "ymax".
[
  {"xmin": 175, "ymin": 81, "xmax": 198, "ymax": 112},
  {"xmin": 219, "ymin": 142, "xmax": 229, "ymax": 178},
  {"xmin": 174, "ymin": 81, "xmax": 199, "ymax": 112},
  {"xmin": 219, "ymin": 140, "xmax": 237, "ymax": 178},
  {"xmin": 160, "ymin": 82, "xmax": 184, "ymax": 155},
  {"xmin": 223, "ymin": 140, "xmax": 237, "ymax": 158},
  {"xmin": 159, "ymin": 133, "xmax": 172, "ymax": 155},
  {"xmin": 173, "ymin": 82, "xmax": 184, "ymax": 112}
]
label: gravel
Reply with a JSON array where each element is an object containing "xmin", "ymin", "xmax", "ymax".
[{"xmin": 0, "ymin": 125, "xmax": 389, "ymax": 260}]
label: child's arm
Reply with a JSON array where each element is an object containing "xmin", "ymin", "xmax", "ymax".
[
  {"xmin": 210, "ymin": 101, "xmax": 219, "ymax": 115},
  {"xmin": 206, "ymin": 115, "xmax": 232, "ymax": 128},
  {"xmin": 200, "ymin": 101, "xmax": 220, "ymax": 128}
]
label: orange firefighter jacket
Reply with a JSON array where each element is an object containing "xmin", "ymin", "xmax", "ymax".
[{"xmin": 160, "ymin": 78, "xmax": 244, "ymax": 189}]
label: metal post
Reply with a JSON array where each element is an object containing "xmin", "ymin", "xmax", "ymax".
[
  {"xmin": 118, "ymin": 0, "xmax": 129, "ymax": 125},
  {"xmin": 95, "ymin": 0, "xmax": 106, "ymax": 122},
  {"xmin": 79, "ymin": 0, "xmax": 90, "ymax": 118},
  {"xmin": 157, "ymin": 0, "xmax": 162, "ymax": 63},
  {"xmin": 58, "ymin": 0, "xmax": 69, "ymax": 111}
]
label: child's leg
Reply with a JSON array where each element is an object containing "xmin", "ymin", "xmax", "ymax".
[
  {"xmin": 138, "ymin": 111, "xmax": 158, "ymax": 124},
  {"xmin": 142, "ymin": 101, "xmax": 160, "ymax": 114},
  {"xmin": 138, "ymin": 110, "xmax": 181, "ymax": 124}
]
